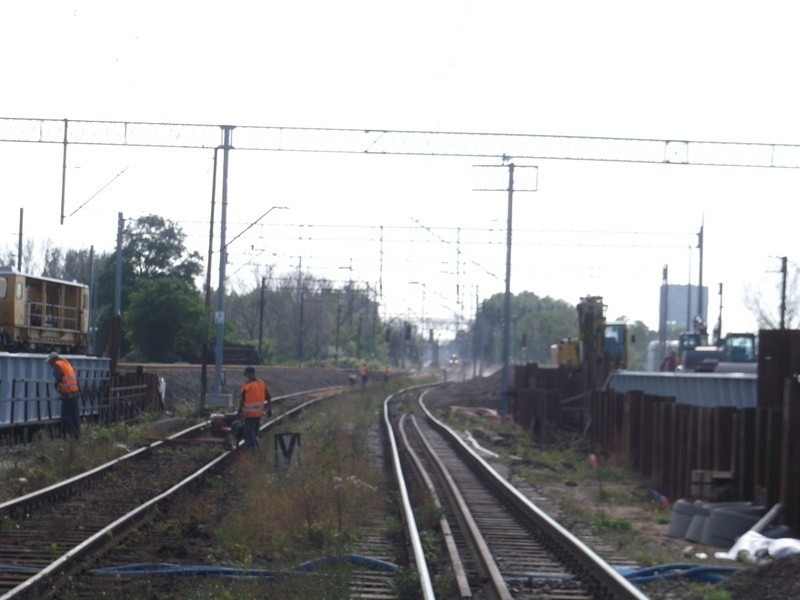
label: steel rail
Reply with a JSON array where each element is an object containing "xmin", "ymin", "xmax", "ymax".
[
  {"xmin": 383, "ymin": 386, "xmax": 436, "ymax": 600},
  {"xmin": 407, "ymin": 412, "xmax": 511, "ymax": 599},
  {"xmin": 417, "ymin": 389, "xmax": 650, "ymax": 600},
  {"xmin": 0, "ymin": 386, "xmax": 345, "ymax": 514},
  {"xmin": 396, "ymin": 413, "xmax": 472, "ymax": 599},
  {"xmin": 0, "ymin": 442, "xmax": 233, "ymax": 599},
  {"xmin": 0, "ymin": 385, "xmax": 345, "ymax": 598},
  {"xmin": 0, "ymin": 419, "xmax": 207, "ymax": 515}
]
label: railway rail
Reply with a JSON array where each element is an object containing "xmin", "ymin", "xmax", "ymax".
[
  {"xmin": 0, "ymin": 375, "xmax": 680, "ymax": 598},
  {"xmin": 384, "ymin": 386, "xmax": 648, "ymax": 600},
  {"xmin": 0, "ymin": 385, "xmax": 346, "ymax": 599}
]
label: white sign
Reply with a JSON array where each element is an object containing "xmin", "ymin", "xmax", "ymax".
[{"xmin": 214, "ymin": 311, "xmax": 225, "ymax": 325}]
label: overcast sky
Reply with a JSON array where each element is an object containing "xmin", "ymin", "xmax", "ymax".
[{"xmin": 2, "ymin": 1, "xmax": 799, "ymax": 339}]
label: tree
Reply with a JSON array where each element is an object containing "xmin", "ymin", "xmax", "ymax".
[
  {"xmin": 94, "ymin": 214, "xmax": 204, "ymax": 356},
  {"xmin": 744, "ymin": 264, "xmax": 800, "ymax": 329},
  {"xmin": 125, "ymin": 278, "xmax": 205, "ymax": 362},
  {"xmin": 63, "ymin": 248, "xmax": 100, "ymax": 284},
  {"xmin": 19, "ymin": 239, "xmax": 40, "ymax": 274},
  {"xmin": 473, "ymin": 292, "xmax": 577, "ymax": 367},
  {"xmin": 0, "ymin": 246, "xmax": 14, "ymax": 268},
  {"xmin": 122, "ymin": 214, "xmax": 202, "ymax": 282},
  {"xmin": 42, "ymin": 245, "xmax": 64, "ymax": 279}
]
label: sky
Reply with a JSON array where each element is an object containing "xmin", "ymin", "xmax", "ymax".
[{"xmin": 2, "ymin": 1, "xmax": 800, "ymax": 341}]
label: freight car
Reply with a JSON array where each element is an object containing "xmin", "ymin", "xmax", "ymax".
[{"xmin": 0, "ymin": 266, "xmax": 89, "ymax": 354}]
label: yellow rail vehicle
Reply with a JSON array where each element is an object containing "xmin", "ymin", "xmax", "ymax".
[{"xmin": 0, "ymin": 267, "xmax": 89, "ymax": 354}]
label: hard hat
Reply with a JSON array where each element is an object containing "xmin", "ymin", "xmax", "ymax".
[{"xmin": 46, "ymin": 351, "xmax": 59, "ymax": 362}]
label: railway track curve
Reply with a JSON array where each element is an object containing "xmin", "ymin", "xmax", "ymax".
[{"xmin": 385, "ymin": 386, "xmax": 649, "ymax": 599}]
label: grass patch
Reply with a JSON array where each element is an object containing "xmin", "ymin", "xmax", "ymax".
[
  {"xmin": 0, "ymin": 417, "xmax": 169, "ymax": 501},
  {"xmin": 216, "ymin": 386, "xmax": 390, "ymax": 565},
  {"xmin": 593, "ymin": 513, "xmax": 633, "ymax": 531}
]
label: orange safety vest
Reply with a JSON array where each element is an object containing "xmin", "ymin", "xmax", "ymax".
[
  {"xmin": 241, "ymin": 379, "xmax": 269, "ymax": 418},
  {"xmin": 54, "ymin": 358, "xmax": 79, "ymax": 396}
]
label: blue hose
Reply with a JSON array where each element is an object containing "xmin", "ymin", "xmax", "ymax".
[
  {"xmin": 294, "ymin": 554, "xmax": 398, "ymax": 572},
  {"xmin": 619, "ymin": 563, "xmax": 738, "ymax": 584}
]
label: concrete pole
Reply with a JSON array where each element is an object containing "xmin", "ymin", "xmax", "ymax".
[
  {"xmin": 213, "ymin": 127, "xmax": 232, "ymax": 393},
  {"xmin": 500, "ymin": 163, "xmax": 514, "ymax": 416},
  {"xmin": 259, "ymin": 276, "xmax": 266, "ymax": 356},
  {"xmin": 60, "ymin": 119, "xmax": 68, "ymax": 225},
  {"xmin": 111, "ymin": 212, "xmax": 123, "ymax": 373},
  {"xmin": 200, "ymin": 148, "xmax": 218, "ymax": 411}
]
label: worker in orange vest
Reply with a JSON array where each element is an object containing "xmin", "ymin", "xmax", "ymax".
[
  {"xmin": 239, "ymin": 366, "xmax": 272, "ymax": 449},
  {"xmin": 359, "ymin": 363, "xmax": 369, "ymax": 387},
  {"xmin": 46, "ymin": 351, "xmax": 81, "ymax": 438}
]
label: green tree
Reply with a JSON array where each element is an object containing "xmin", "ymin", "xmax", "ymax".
[
  {"xmin": 123, "ymin": 214, "xmax": 202, "ymax": 282},
  {"xmin": 63, "ymin": 248, "xmax": 103, "ymax": 284},
  {"xmin": 42, "ymin": 245, "xmax": 64, "ymax": 279},
  {"xmin": 472, "ymin": 292, "xmax": 577, "ymax": 367},
  {"xmin": 94, "ymin": 215, "xmax": 203, "ymax": 357},
  {"xmin": 125, "ymin": 278, "xmax": 205, "ymax": 362}
]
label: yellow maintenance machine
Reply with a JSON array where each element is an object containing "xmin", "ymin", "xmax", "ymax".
[{"xmin": 552, "ymin": 296, "xmax": 629, "ymax": 392}]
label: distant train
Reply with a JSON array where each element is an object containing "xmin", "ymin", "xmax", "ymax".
[{"xmin": 0, "ymin": 266, "xmax": 89, "ymax": 354}]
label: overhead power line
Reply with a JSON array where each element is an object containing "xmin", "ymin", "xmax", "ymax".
[{"xmin": 3, "ymin": 117, "xmax": 800, "ymax": 169}]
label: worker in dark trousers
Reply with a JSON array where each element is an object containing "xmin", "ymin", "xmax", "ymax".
[
  {"xmin": 239, "ymin": 366, "xmax": 272, "ymax": 450},
  {"xmin": 46, "ymin": 351, "xmax": 81, "ymax": 438}
]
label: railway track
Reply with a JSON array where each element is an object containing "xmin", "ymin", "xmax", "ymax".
[
  {"xmin": 386, "ymin": 386, "xmax": 648, "ymax": 599},
  {"xmin": 0, "ymin": 386, "xmax": 346, "ymax": 599},
  {"xmin": 0, "ymin": 376, "xmax": 670, "ymax": 599}
]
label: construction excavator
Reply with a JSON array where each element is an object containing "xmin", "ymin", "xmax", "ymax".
[
  {"xmin": 676, "ymin": 317, "xmax": 757, "ymax": 373},
  {"xmin": 552, "ymin": 296, "xmax": 630, "ymax": 392}
]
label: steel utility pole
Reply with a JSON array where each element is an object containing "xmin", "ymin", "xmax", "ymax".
[
  {"xmin": 474, "ymin": 161, "xmax": 537, "ymax": 416},
  {"xmin": 780, "ymin": 256, "xmax": 787, "ymax": 329},
  {"xmin": 17, "ymin": 208, "xmax": 22, "ymax": 271},
  {"xmin": 697, "ymin": 221, "xmax": 704, "ymax": 324},
  {"xmin": 686, "ymin": 246, "xmax": 692, "ymax": 331},
  {"xmin": 712, "ymin": 283, "xmax": 723, "ymax": 345},
  {"xmin": 659, "ymin": 265, "xmax": 668, "ymax": 366}
]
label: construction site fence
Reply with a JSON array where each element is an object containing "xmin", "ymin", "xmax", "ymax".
[{"xmin": 511, "ymin": 366, "xmax": 800, "ymax": 538}]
